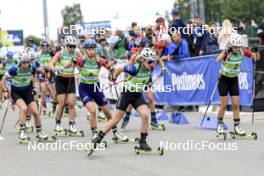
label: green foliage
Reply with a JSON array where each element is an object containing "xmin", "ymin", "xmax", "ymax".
[
  {"xmin": 204, "ymin": 0, "xmax": 264, "ymax": 24},
  {"xmin": 173, "ymin": 0, "xmax": 191, "ymax": 20},
  {"xmin": 25, "ymin": 35, "xmax": 42, "ymax": 47},
  {"xmin": 61, "ymin": 3, "xmax": 83, "ymax": 27}
]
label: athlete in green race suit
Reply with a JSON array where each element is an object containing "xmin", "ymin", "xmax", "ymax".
[
  {"xmin": 216, "ymin": 33, "xmax": 259, "ymax": 136},
  {"xmin": 91, "ymin": 48, "xmax": 157, "ymax": 151}
]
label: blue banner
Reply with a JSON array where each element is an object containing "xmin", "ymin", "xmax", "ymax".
[
  {"xmin": 152, "ymin": 55, "xmax": 254, "ymax": 106},
  {"xmin": 0, "ymin": 30, "xmax": 24, "ymax": 46}
]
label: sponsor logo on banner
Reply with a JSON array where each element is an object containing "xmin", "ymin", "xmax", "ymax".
[
  {"xmin": 171, "ymin": 72, "xmax": 205, "ymax": 91},
  {"xmin": 239, "ymin": 72, "xmax": 248, "ymax": 90}
]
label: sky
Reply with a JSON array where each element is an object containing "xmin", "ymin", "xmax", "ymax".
[{"xmin": 0, "ymin": 0, "xmax": 175, "ymax": 40}]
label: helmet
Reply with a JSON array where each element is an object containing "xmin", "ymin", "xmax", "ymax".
[
  {"xmin": 6, "ymin": 51, "xmax": 14, "ymax": 59},
  {"xmin": 139, "ymin": 48, "xmax": 155, "ymax": 62},
  {"xmin": 228, "ymin": 33, "xmax": 244, "ymax": 48},
  {"xmin": 83, "ymin": 39, "xmax": 97, "ymax": 48},
  {"xmin": 64, "ymin": 35, "xmax": 77, "ymax": 46},
  {"xmin": 18, "ymin": 47, "xmax": 34, "ymax": 62},
  {"xmin": 40, "ymin": 41, "xmax": 49, "ymax": 47},
  {"xmin": 139, "ymin": 38, "xmax": 150, "ymax": 48}
]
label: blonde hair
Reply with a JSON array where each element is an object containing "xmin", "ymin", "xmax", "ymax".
[{"xmin": 221, "ymin": 19, "xmax": 233, "ymax": 34}]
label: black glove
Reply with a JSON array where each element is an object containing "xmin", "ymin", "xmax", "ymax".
[
  {"xmin": 108, "ymin": 74, "xmax": 117, "ymax": 82},
  {"xmin": 109, "ymin": 66, "xmax": 115, "ymax": 74},
  {"xmin": 250, "ymin": 47, "xmax": 259, "ymax": 52},
  {"xmin": 71, "ymin": 58, "xmax": 77, "ymax": 64}
]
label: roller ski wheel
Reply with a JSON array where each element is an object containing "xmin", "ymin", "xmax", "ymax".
[
  {"xmin": 134, "ymin": 146, "xmax": 164, "ymax": 156},
  {"xmin": 216, "ymin": 132, "xmax": 227, "ymax": 140},
  {"xmin": 112, "ymin": 137, "xmax": 139, "ymax": 144},
  {"xmin": 229, "ymin": 132, "xmax": 257, "ymax": 140},
  {"xmin": 54, "ymin": 129, "xmax": 68, "ymax": 136},
  {"xmin": 67, "ymin": 130, "xmax": 84, "ymax": 137},
  {"xmin": 36, "ymin": 136, "xmax": 57, "ymax": 142},
  {"xmin": 19, "ymin": 137, "xmax": 30, "ymax": 144},
  {"xmin": 151, "ymin": 124, "xmax": 165, "ymax": 131}
]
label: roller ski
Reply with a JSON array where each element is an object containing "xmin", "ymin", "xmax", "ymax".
[
  {"xmin": 134, "ymin": 139, "xmax": 163, "ymax": 156},
  {"xmin": 150, "ymin": 120, "xmax": 165, "ymax": 131},
  {"xmin": 112, "ymin": 132, "xmax": 139, "ymax": 144},
  {"xmin": 216, "ymin": 123, "xmax": 227, "ymax": 140},
  {"xmin": 36, "ymin": 131, "xmax": 57, "ymax": 142},
  {"xmin": 19, "ymin": 129, "xmax": 30, "ymax": 144},
  {"xmin": 66, "ymin": 121, "xmax": 84, "ymax": 137},
  {"xmin": 229, "ymin": 125, "xmax": 257, "ymax": 140},
  {"xmin": 54, "ymin": 123, "xmax": 68, "ymax": 136}
]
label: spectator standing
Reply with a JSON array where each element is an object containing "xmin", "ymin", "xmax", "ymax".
[{"xmin": 169, "ymin": 8, "xmax": 186, "ymax": 38}]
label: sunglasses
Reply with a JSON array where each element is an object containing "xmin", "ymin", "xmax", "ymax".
[
  {"xmin": 21, "ymin": 61, "xmax": 30, "ymax": 64},
  {"xmin": 146, "ymin": 60, "xmax": 154, "ymax": 65},
  {"xmin": 67, "ymin": 45, "xmax": 76, "ymax": 49}
]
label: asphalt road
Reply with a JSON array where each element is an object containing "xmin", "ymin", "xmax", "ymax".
[{"xmin": 0, "ymin": 103, "xmax": 263, "ymax": 176}]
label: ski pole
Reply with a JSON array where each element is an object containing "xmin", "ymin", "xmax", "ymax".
[{"xmin": 200, "ymin": 80, "xmax": 219, "ymax": 126}]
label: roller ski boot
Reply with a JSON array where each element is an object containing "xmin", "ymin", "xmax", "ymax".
[
  {"xmin": 134, "ymin": 139, "xmax": 164, "ymax": 156},
  {"xmin": 25, "ymin": 121, "xmax": 33, "ymax": 133},
  {"xmin": 98, "ymin": 111, "xmax": 106, "ymax": 123},
  {"xmin": 150, "ymin": 119, "xmax": 165, "ymax": 131},
  {"xmin": 67, "ymin": 121, "xmax": 84, "ymax": 137},
  {"xmin": 112, "ymin": 132, "xmax": 139, "ymax": 144},
  {"xmin": 216, "ymin": 123, "xmax": 227, "ymax": 140},
  {"xmin": 54, "ymin": 123, "xmax": 67, "ymax": 136},
  {"xmin": 36, "ymin": 131, "xmax": 57, "ymax": 142},
  {"xmin": 230, "ymin": 125, "xmax": 257, "ymax": 140},
  {"xmin": 86, "ymin": 133, "xmax": 106, "ymax": 156},
  {"xmin": 19, "ymin": 128, "xmax": 30, "ymax": 144},
  {"xmin": 91, "ymin": 131, "xmax": 107, "ymax": 148}
]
